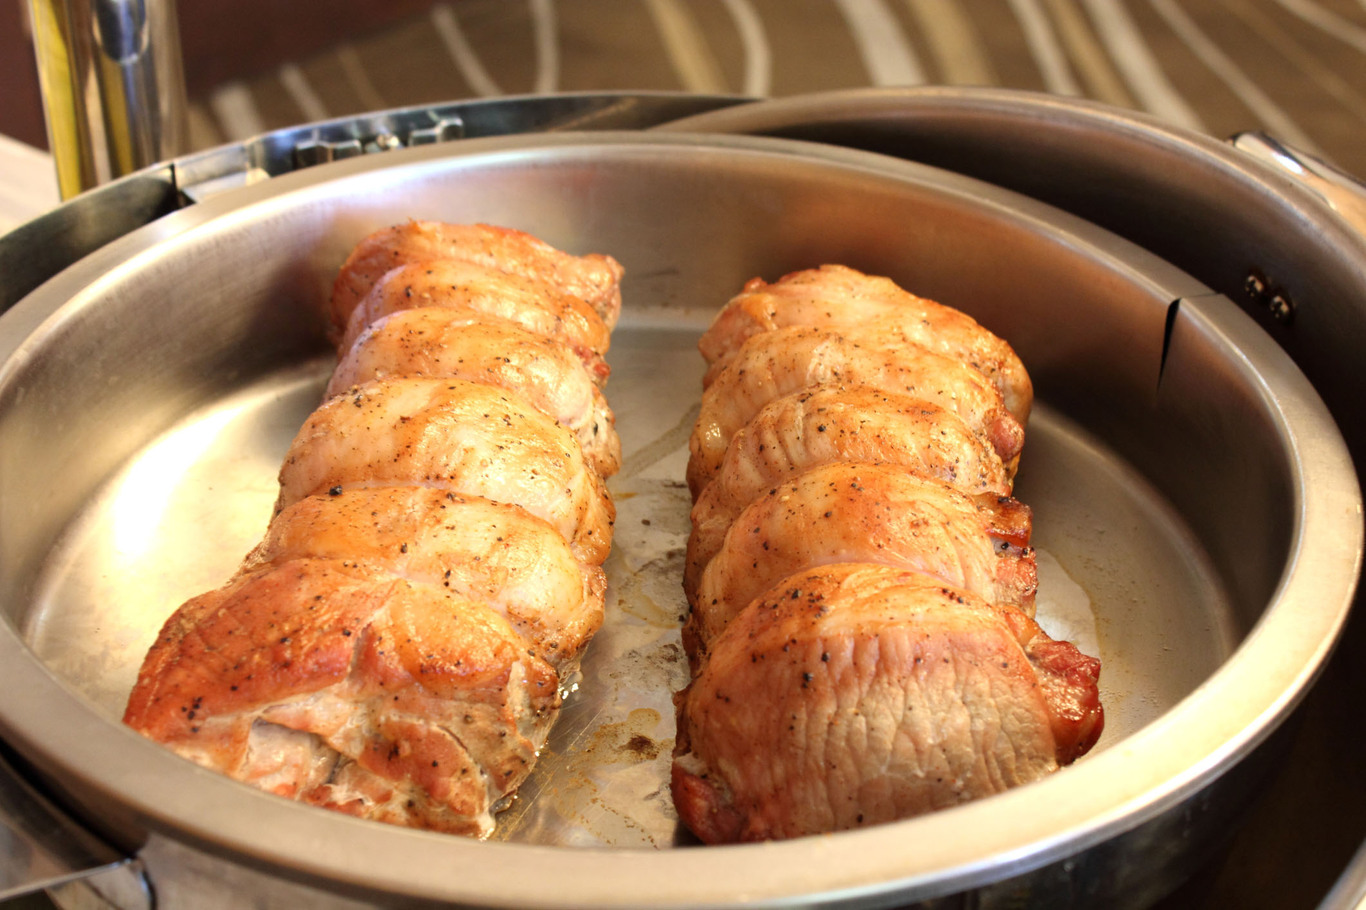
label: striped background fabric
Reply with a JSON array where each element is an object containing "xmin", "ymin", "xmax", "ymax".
[{"xmin": 188, "ymin": 0, "xmax": 1366, "ymax": 178}]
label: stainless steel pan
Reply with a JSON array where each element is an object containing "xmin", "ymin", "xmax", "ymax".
[
  {"xmin": 657, "ymin": 88, "xmax": 1366, "ymax": 460},
  {"xmin": 663, "ymin": 88, "xmax": 1366, "ymax": 908},
  {"xmin": 0, "ymin": 127, "xmax": 1358, "ymax": 908}
]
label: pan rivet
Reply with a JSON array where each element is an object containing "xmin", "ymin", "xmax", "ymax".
[
  {"xmin": 1244, "ymin": 270, "xmax": 1295, "ymax": 326},
  {"xmin": 1268, "ymin": 292, "xmax": 1295, "ymax": 325}
]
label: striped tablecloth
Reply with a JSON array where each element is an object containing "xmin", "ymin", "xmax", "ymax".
[{"xmin": 187, "ymin": 0, "xmax": 1366, "ymax": 178}]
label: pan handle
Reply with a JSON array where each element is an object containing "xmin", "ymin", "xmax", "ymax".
[
  {"xmin": 0, "ymin": 745, "xmax": 150, "ymax": 907},
  {"xmin": 1231, "ymin": 132, "xmax": 1366, "ymax": 241}
]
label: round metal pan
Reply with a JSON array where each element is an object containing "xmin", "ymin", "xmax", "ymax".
[
  {"xmin": 655, "ymin": 88, "xmax": 1366, "ymax": 465},
  {"xmin": 661, "ymin": 88, "xmax": 1366, "ymax": 907},
  {"xmin": 0, "ymin": 131, "xmax": 1358, "ymax": 908}
]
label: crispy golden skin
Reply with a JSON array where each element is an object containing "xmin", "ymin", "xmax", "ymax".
[
  {"xmin": 125, "ymin": 558, "xmax": 559, "ymax": 837},
  {"xmin": 699, "ymin": 264, "xmax": 1032, "ymax": 421},
  {"xmin": 330, "ymin": 221, "xmax": 623, "ymax": 337},
  {"xmin": 276, "ymin": 377, "xmax": 614, "ymax": 566},
  {"xmin": 687, "ymin": 461, "xmax": 1037, "ymax": 656},
  {"xmin": 335, "ymin": 258, "xmax": 612, "ymax": 383},
  {"xmin": 672, "ymin": 564, "xmax": 1103, "ymax": 844},
  {"xmin": 688, "ymin": 324, "xmax": 1024, "ymax": 497},
  {"xmin": 329, "ymin": 308, "xmax": 620, "ymax": 476},
  {"xmin": 675, "ymin": 269, "xmax": 1101, "ymax": 846},
  {"xmin": 247, "ymin": 486, "xmax": 606, "ymax": 668},
  {"xmin": 684, "ymin": 385, "xmax": 1012, "ymax": 599},
  {"xmin": 128, "ymin": 224, "xmax": 622, "ymax": 836}
]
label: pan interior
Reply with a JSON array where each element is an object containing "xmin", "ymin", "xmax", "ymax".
[
  {"xmin": 0, "ymin": 135, "xmax": 1312, "ymax": 885},
  {"xmin": 20, "ymin": 315, "xmax": 1232, "ymax": 848}
]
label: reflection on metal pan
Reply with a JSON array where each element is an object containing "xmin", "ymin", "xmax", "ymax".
[{"xmin": 0, "ymin": 131, "xmax": 1358, "ymax": 909}]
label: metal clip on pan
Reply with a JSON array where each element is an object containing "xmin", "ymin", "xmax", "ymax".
[
  {"xmin": 0, "ymin": 747, "xmax": 149, "ymax": 907},
  {"xmin": 1230, "ymin": 131, "xmax": 1366, "ymax": 241}
]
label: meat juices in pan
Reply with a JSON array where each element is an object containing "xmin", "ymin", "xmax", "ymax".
[
  {"xmin": 124, "ymin": 222, "xmax": 622, "ymax": 837},
  {"xmin": 673, "ymin": 265, "xmax": 1104, "ymax": 844}
]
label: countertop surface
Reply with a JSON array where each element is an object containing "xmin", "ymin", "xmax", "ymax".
[{"xmin": 0, "ymin": 134, "xmax": 57, "ymax": 235}]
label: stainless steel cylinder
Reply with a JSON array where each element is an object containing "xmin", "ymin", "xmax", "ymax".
[{"xmin": 27, "ymin": 0, "xmax": 187, "ymax": 198}]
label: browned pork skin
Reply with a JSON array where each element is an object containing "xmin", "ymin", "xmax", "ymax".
[
  {"xmin": 672, "ymin": 563, "xmax": 1103, "ymax": 844},
  {"xmin": 335, "ymin": 258, "xmax": 613, "ymax": 383},
  {"xmin": 245, "ymin": 486, "xmax": 606, "ymax": 668},
  {"xmin": 329, "ymin": 220, "xmax": 624, "ymax": 337},
  {"xmin": 126, "ymin": 223, "xmax": 620, "ymax": 835},
  {"xmin": 675, "ymin": 268, "xmax": 1101, "ymax": 845},
  {"xmin": 328, "ymin": 309, "xmax": 620, "ymax": 477},
  {"xmin": 698, "ymin": 264, "xmax": 1033, "ymax": 422},
  {"xmin": 686, "ymin": 461, "xmax": 1037, "ymax": 658},
  {"xmin": 687, "ymin": 323, "xmax": 1024, "ymax": 498},
  {"xmin": 125, "ymin": 557, "xmax": 558, "ymax": 837},
  {"xmin": 684, "ymin": 385, "xmax": 1013, "ymax": 600},
  {"xmin": 275, "ymin": 376, "xmax": 615, "ymax": 566}
]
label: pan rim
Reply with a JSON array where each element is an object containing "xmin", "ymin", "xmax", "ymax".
[{"xmin": 0, "ymin": 130, "xmax": 1358, "ymax": 908}]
